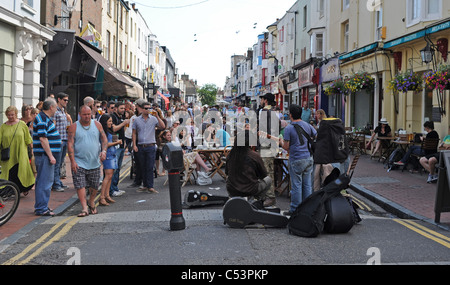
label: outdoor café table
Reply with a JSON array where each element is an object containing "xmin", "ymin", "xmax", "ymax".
[
  {"xmin": 377, "ymin": 136, "xmax": 396, "ymax": 161},
  {"xmin": 194, "ymin": 146, "xmax": 231, "ymax": 180},
  {"xmin": 274, "ymin": 155, "xmax": 290, "ymax": 196},
  {"xmin": 392, "ymin": 139, "xmax": 413, "ymax": 152}
]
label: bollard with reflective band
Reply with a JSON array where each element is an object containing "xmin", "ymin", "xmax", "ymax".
[{"xmin": 162, "ymin": 142, "xmax": 185, "ymax": 230}]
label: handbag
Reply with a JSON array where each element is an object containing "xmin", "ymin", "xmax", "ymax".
[{"xmin": 1, "ymin": 123, "xmax": 19, "ymax": 161}]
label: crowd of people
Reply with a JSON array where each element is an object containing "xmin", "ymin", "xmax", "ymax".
[
  {"xmin": 2, "ymin": 90, "xmax": 448, "ymax": 219},
  {"xmin": 0, "ymin": 91, "xmax": 331, "ymax": 218}
]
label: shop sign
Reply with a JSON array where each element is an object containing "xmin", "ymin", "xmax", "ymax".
[
  {"xmin": 321, "ymin": 58, "xmax": 340, "ymax": 82},
  {"xmin": 298, "ymin": 65, "xmax": 314, "ymax": 88}
]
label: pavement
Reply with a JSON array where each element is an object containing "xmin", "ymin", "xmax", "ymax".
[{"xmin": 1, "ymin": 152, "xmax": 449, "ymax": 244}]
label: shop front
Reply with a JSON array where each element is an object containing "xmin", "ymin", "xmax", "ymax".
[{"xmin": 296, "ymin": 60, "xmax": 319, "ymax": 113}]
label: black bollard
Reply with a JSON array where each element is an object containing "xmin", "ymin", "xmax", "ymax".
[
  {"xmin": 168, "ymin": 169, "xmax": 185, "ymax": 230},
  {"xmin": 161, "ymin": 143, "xmax": 185, "ymax": 231}
]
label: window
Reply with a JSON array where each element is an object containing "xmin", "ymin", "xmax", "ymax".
[
  {"xmin": 130, "ymin": 18, "xmax": 133, "ymax": 37},
  {"xmin": 107, "ymin": 0, "xmax": 111, "ymax": 15},
  {"xmin": 105, "ymin": 31, "xmax": 110, "ymax": 62},
  {"xmin": 343, "ymin": 22, "xmax": 349, "ymax": 52},
  {"xmin": 318, "ymin": 0, "xmax": 325, "ymax": 18},
  {"xmin": 119, "ymin": 41, "xmax": 123, "ymax": 70},
  {"xmin": 375, "ymin": 7, "xmax": 383, "ymax": 41},
  {"xmin": 149, "ymin": 40, "xmax": 154, "ymax": 55},
  {"xmin": 303, "ymin": 5, "xmax": 307, "ymax": 29},
  {"xmin": 407, "ymin": 0, "xmax": 441, "ymax": 26},
  {"xmin": 343, "ymin": 0, "xmax": 350, "ymax": 10},
  {"xmin": 279, "ymin": 26, "xmax": 284, "ymax": 42},
  {"xmin": 316, "ymin": 33, "xmax": 324, "ymax": 58}
]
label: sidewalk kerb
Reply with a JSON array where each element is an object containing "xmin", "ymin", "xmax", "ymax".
[{"xmin": 349, "ymin": 182, "xmax": 450, "ymax": 231}]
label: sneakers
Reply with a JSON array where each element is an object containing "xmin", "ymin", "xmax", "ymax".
[
  {"xmin": 111, "ymin": 190, "xmax": 125, "ymax": 197},
  {"xmin": 52, "ymin": 185, "xmax": 69, "ymax": 192},
  {"xmin": 427, "ymin": 174, "xmax": 438, "ymax": 183},
  {"xmin": 394, "ymin": 161, "xmax": 405, "ymax": 166}
]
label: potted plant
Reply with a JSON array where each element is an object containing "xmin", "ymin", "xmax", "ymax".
[
  {"xmin": 324, "ymin": 78, "xmax": 348, "ymax": 96},
  {"xmin": 388, "ymin": 71, "xmax": 423, "ymax": 93},
  {"xmin": 424, "ymin": 64, "xmax": 450, "ymax": 91},
  {"xmin": 345, "ymin": 72, "xmax": 375, "ymax": 95}
]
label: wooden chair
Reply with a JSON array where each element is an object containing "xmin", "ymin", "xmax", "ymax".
[{"xmin": 163, "ymin": 154, "xmax": 198, "ymax": 187}]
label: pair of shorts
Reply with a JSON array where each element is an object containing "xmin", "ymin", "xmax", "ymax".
[
  {"xmin": 72, "ymin": 166, "xmax": 101, "ymax": 190},
  {"xmin": 103, "ymin": 157, "xmax": 117, "ymax": 170}
]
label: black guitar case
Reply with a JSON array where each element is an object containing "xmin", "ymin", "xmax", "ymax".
[
  {"xmin": 324, "ymin": 194, "xmax": 360, "ymax": 234},
  {"xmin": 183, "ymin": 190, "xmax": 229, "ymax": 208},
  {"xmin": 223, "ymin": 197, "xmax": 289, "ymax": 228}
]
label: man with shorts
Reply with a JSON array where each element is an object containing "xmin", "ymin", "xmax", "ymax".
[{"xmin": 68, "ymin": 105, "xmax": 108, "ymax": 217}]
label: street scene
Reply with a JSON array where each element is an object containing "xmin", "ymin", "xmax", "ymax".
[{"xmin": 0, "ymin": 0, "xmax": 450, "ymax": 274}]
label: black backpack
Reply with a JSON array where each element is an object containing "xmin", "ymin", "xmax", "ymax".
[{"xmin": 313, "ymin": 118, "xmax": 349, "ymax": 164}]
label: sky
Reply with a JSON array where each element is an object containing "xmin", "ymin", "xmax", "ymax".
[{"xmin": 135, "ymin": 0, "xmax": 297, "ymax": 89}]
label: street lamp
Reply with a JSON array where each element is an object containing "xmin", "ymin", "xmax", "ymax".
[{"xmin": 420, "ymin": 42, "xmax": 434, "ymax": 64}]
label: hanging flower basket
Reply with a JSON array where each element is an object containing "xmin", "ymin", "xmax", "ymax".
[
  {"xmin": 324, "ymin": 78, "xmax": 348, "ymax": 96},
  {"xmin": 344, "ymin": 72, "xmax": 375, "ymax": 95},
  {"xmin": 388, "ymin": 71, "xmax": 423, "ymax": 93},
  {"xmin": 424, "ymin": 65, "xmax": 450, "ymax": 91}
]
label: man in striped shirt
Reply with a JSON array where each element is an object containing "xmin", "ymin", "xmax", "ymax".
[{"xmin": 33, "ymin": 98, "xmax": 62, "ymax": 216}]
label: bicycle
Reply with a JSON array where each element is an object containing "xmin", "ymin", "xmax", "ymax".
[{"xmin": 0, "ymin": 179, "xmax": 20, "ymax": 226}]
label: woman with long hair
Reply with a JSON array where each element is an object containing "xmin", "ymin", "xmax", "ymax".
[
  {"xmin": 159, "ymin": 130, "xmax": 211, "ymax": 173},
  {"xmin": 98, "ymin": 114, "xmax": 122, "ymax": 206},
  {"xmin": 225, "ymin": 130, "xmax": 272, "ymax": 202}
]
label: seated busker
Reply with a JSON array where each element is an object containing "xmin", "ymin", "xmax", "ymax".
[{"xmin": 225, "ymin": 130, "xmax": 272, "ymax": 206}]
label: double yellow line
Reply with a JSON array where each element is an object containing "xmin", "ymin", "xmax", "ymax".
[
  {"xmin": 3, "ymin": 162, "xmax": 133, "ymax": 265},
  {"xmin": 394, "ymin": 219, "xmax": 450, "ymax": 249},
  {"xmin": 3, "ymin": 216, "xmax": 80, "ymax": 265}
]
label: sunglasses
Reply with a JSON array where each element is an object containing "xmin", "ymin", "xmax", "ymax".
[{"xmin": 144, "ymin": 107, "xmax": 152, "ymax": 110}]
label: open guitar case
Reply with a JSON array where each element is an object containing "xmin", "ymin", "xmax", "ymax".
[{"xmin": 223, "ymin": 155, "xmax": 362, "ymax": 233}]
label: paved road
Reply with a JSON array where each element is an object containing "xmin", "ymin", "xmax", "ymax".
[{"xmin": 1, "ymin": 158, "xmax": 450, "ymax": 267}]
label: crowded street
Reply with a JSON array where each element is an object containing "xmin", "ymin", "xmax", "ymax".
[
  {"xmin": 1, "ymin": 0, "xmax": 450, "ymax": 275},
  {"xmin": 0, "ymin": 151, "xmax": 449, "ymax": 266}
]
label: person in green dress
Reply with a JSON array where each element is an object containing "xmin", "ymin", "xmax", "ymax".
[{"xmin": 0, "ymin": 106, "xmax": 35, "ymax": 194}]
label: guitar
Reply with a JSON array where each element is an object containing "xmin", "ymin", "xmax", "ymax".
[{"xmin": 223, "ymin": 197, "xmax": 289, "ymax": 228}]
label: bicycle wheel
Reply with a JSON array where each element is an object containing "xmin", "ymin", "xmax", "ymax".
[{"xmin": 0, "ymin": 180, "xmax": 20, "ymax": 226}]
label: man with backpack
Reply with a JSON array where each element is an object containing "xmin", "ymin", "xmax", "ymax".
[{"xmin": 280, "ymin": 104, "xmax": 317, "ymax": 216}]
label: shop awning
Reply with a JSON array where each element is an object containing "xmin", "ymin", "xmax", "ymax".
[
  {"xmin": 101, "ymin": 71, "xmax": 143, "ymax": 98},
  {"xmin": 157, "ymin": 91, "xmax": 170, "ymax": 109},
  {"xmin": 76, "ymin": 37, "xmax": 132, "ymax": 87}
]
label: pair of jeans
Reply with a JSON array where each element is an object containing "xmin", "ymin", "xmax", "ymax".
[
  {"xmin": 137, "ymin": 145, "xmax": 156, "ymax": 189},
  {"xmin": 289, "ymin": 156, "xmax": 313, "ymax": 213},
  {"xmin": 110, "ymin": 147, "xmax": 125, "ymax": 195},
  {"xmin": 400, "ymin": 145, "xmax": 423, "ymax": 163},
  {"xmin": 52, "ymin": 141, "xmax": 66, "ymax": 189},
  {"xmin": 34, "ymin": 155, "xmax": 55, "ymax": 214}
]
